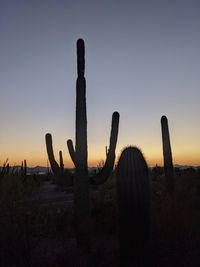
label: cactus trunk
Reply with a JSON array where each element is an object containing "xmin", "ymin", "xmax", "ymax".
[
  {"xmin": 75, "ymin": 39, "xmax": 90, "ymax": 224},
  {"xmin": 67, "ymin": 39, "xmax": 120, "ymax": 248},
  {"xmin": 161, "ymin": 115, "xmax": 174, "ymax": 194}
]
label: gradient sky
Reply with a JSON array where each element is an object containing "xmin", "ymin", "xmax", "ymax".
[{"xmin": 1, "ymin": 0, "xmax": 200, "ymax": 167}]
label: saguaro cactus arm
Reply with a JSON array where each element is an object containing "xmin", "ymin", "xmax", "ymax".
[
  {"xmin": 59, "ymin": 150, "xmax": 64, "ymax": 171},
  {"xmin": 67, "ymin": 139, "xmax": 77, "ymax": 168},
  {"xmin": 161, "ymin": 115, "xmax": 174, "ymax": 194},
  {"xmin": 45, "ymin": 133, "xmax": 60, "ymax": 175},
  {"xmin": 92, "ymin": 111, "xmax": 120, "ymax": 185}
]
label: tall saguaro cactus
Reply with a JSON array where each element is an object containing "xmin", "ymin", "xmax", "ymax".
[
  {"xmin": 67, "ymin": 39, "xmax": 90, "ymax": 225},
  {"xmin": 67, "ymin": 39, "xmax": 120, "ymax": 238},
  {"xmin": 116, "ymin": 146, "xmax": 151, "ymax": 267},
  {"xmin": 161, "ymin": 115, "xmax": 174, "ymax": 194},
  {"xmin": 45, "ymin": 39, "xmax": 119, "ymax": 250}
]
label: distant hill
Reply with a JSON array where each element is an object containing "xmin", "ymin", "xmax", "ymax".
[
  {"xmin": 174, "ymin": 164, "xmax": 200, "ymax": 170},
  {"xmin": 2, "ymin": 165, "xmax": 200, "ymax": 175}
]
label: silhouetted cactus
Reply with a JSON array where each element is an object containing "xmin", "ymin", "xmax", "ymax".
[
  {"xmin": 45, "ymin": 133, "xmax": 60, "ymax": 176},
  {"xmin": 59, "ymin": 150, "xmax": 64, "ymax": 172},
  {"xmin": 21, "ymin": 161, "xmax": 24, "ymax": 173},
  {"xmin": 24, "ymin": 159, "xmax": 27, "ymax": 176},
  {"xmin": 66, "ymin": 39, "xmax": 119, "ymax": 243},
  {"xmin": 44, "ymin": 39, "xmax": 119, "ymax": 251},
  {"xmin": 47, "ymin": 160, "xmax": 50, "ymax": 175},
  {"xmin": 20, "ymin": 160, "xmax": 27, "ymax": 175},
  {"xmin": 0, "ymin": 159, "xmax": 10, "ymax": 176},
  {"xmin": 116, "ymin": 146, "xmax": 151, "ymax": 267},
  {"xmin": 161, "ymin": 115, "xmax": 174, "ymax": 194},
  {"xmin": 105, "ymin": 145, "xmax": 108, "ymax": 157},
  {"xmin": 45, "ymin": 134, "xmax": 71, "ymax": 186}
]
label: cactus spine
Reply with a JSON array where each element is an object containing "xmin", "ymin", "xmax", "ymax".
[
  {"xmin": 67, "ymin": 39, "xmax": 119, "ymax": 237},
  {"xmin": 116, "ymin": 146, "xmax": 151, "ymax": 267},
  {"xmin": 161, "ymin": 115, "xmax": 174, "ymax": 194}
]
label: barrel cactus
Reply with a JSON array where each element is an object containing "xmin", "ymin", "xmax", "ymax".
[
  {"xmin": 161, "ymin": 115, "xmax": 174, "ymax": 194},
  {"xmin": 116, "ymin": 146, "xmax": 151, "ymax": 267}
]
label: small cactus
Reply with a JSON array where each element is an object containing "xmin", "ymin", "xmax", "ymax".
[
  {"xmin": 21, "ymin": 161, "xmax": 24, "ymax": 174},
  {"xmin": 116, "ymin": 146, "xmax": 151, "ymax": 267},
  {"xmin": 20, "ymin": 160, "xmax": 27, "ymax": 175},
  {"xmin": 161, "ymin": 115, "xmax": 174, "ymax": 194},
  {"xmin": 24, "ymin": 160, "xmax": 27, "ymax": 176},
  {"xmin": 45, "ymin": 134, "xmax": 71, "ymax": 186}
]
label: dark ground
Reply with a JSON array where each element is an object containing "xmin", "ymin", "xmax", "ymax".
[{"xmin": 1, "ymin": 170, "xmax": 200, "ymax": 266}]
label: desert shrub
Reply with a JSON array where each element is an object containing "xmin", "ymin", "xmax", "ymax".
[
  {"xmin": 0, "ymin": 173, "xmax": 45, "ymax": 266},
  {"xmin": 0, "ymin": 172, "xmax": 75, "ymax": 267}
]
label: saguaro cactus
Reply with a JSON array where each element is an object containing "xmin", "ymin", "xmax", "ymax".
[
  {"xmin": 24, "ymin": 159, "xmax": 27, "ymax": 176},
  {"xmin": 20, "ymin": 160, "xmax": 27, "ymax": 175},
  {"xmin": 67, "ymin": 39, "xmax": 119, "ymax": 240},
  {"xmin": 21, "ymin": 161, "xmax": 24, "ymax": 174},
  {"xmin": 45, "ymin": 39, "xmax": 119, "ymax": 251},
  {"xmin": 116, "ymin": 146, "xmax": 151, "ymax": 267},
  {"xmin": 161, "ymin": 115, "xmax": 174, "ymax": 194},
  {"xmin": 45, "ymin": 133, "xmax": 60, "ymax": 176},
  {"xmin": 59, "ymin": 150, "xmax": 64, "ymax": 172},
  {"xmin": 45, "ymin": 134, "xmax": 71, "ymax": 185}
]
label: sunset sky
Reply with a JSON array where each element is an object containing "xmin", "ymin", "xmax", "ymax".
[{"xmin": 1, "ymin": 0, "xmax": 200, "ymax": 167}]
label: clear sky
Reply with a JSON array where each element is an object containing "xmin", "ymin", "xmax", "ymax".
[{"xmin": 1, "ymin": 0, "xmax": 200, "ymax": 167}]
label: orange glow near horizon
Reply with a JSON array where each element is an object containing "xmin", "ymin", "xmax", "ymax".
[
  {"xmin": 1, "ymin": 146, "xmax": 200, "ymax": 168},
  {"xmin": 1, "ymin": 131, "xmax": 199, "ymax": 168}
]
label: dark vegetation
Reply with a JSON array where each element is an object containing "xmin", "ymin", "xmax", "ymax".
[
  {"xmin": 1, "ymin": 39, "xmax": 200, "ymax": 266},
  {"xmin": 1, "ymin": 165, "xmax": 200, "ymax": 266}
]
